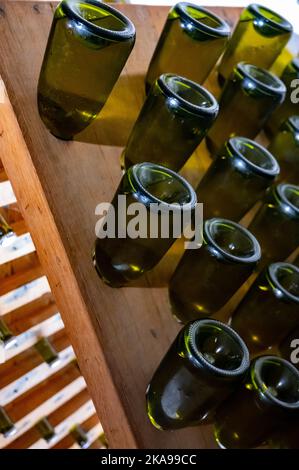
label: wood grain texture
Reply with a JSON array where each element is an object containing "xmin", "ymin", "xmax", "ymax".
[{"xmin": 0, "ymin": 2, "xmax": 242, "ymax": 448}]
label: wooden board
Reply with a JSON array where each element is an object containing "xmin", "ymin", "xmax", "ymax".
[{"xmin": 0, "ymin": 2, "xmax": 243, "ymax": 448}]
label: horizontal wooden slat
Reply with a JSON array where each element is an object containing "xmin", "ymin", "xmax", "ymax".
[
  {"xmin": 53, "ymin": 413, "xmax": 99, "ymax": 449},
  {"xmin": 6, "ymin": 389, "xmax": 91, "ymax": 449},
  {"xmin": 0, "ymin": 251, "xmax": 40, "ymax": 283},
  {"xmin": 0, "ymin": 275, "xmax": 51, "ymax": 316},
  {"xmin": 0, "ymin": 259, "xmax": 43, "ymax": 296},
  {"xmin": 0, "ymin": 330, "xmax": 74, "ymax": 405},
  {"xmin": 0, "ymin": 363, "xmax": 85, "ymax": 447},
  {"xmin": 31, "ymin": 400, "xmax": 96, "ymax": 449},
  {"xmin": 0, "ymin": 181, "xmax": 17, "ymax": 207},
  {"xmin": 0, "ymin": 233, "xmax": 35, "ymax": 264}
]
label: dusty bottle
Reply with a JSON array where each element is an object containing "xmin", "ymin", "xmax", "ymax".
[
  {"xmin": 231, "ymin": 262, "xmax": 299, "ymax": 354},
  {"xmin": 94, "ymin": 162, "xmax": 197, "ymax": 287},
  {"xmin": 265, "ymin": 58, "xmax": 299, "ymax": 137},
  {"xmin": 36, "ymin": 417, "xmax": 55, "ymax": 442},
  {"xmin": 146, "ymin": 319, "xmax": 249, "ymax": 430},
  {"xmin": 248, "ymin": 183, "xmax": 299, "ymax": 269},
  {"xmin": 196, "ymin": 136, "xmax": 280, "ymax": 220},
  {"xmin": 218, "ymin": 4, "xmax": 293, "ymax": 85},
  {"xmin": 0, "ymin": 407, "xmax": 16, "ymax": 438},
  {"xmin": 38, "ymin": 0, "xmax": 135, "ymax": 139},
  {"xmin": 214, "ymin": 356, "xmax": 299, "ymax": 449},
  {"xmin": 34, "ymin": 338, "xmax": 60, "ymax": 368},
  {"xmin": 146, "ymin": 2, "xmax": 230, "ymax": 92},
  {"xmin": 207, "ymin": 62, "xmax": 286, "ymax": 154},
  {"xmin": 169, "ymin": 218, "xmax": 261, "ymax": 323},
  {"xmin": 268, "ymin": 116, "xmax": 299, "ymax": 185},
  {"xmin": 122, "ymin": 74, "xmax": 218, "ymax": 171}
]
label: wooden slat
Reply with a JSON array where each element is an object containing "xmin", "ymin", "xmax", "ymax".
[
  {"xmin": 0, "ymin": 275, "xmax": 51, "ymax": 316},
  {"xmin": 53, "ymin": 413, "xmax": 99, "ymax": 449},
  {"xmin": 0, "ymin": 363, "xmax": 85, "ymax": 447},
  {"xmin": 6, "ymin": 388, "xmax": 91, "ymax": 449},
  {"xmin": 0, "ymin": 181, "xmax": 17, "ymax": 207},
  {"xmin": 0, "ymin": 233, "xmax": 35, "ymax": 265},
  {"xmin": 0, "ymin": 1, "xmax": 241, "ymax": 448},
  {"xmin": 0, "ymin": 260, "xmax": 43, "ymax": 295},
  {"xmin": 0, "ymin": 330, "xmax": 74, "ymax": 405},
  {"xmin": 0, "ymin": 251, "xmax": 40, "ymax": 282}
]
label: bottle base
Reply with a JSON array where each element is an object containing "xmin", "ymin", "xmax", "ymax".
[{"xmin": 92, "ymin": 251, "xmax": 125, "ymax": 288}]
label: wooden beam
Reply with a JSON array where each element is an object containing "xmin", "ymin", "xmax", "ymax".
[{"xmin": 0, "ymin": 233, "xmax": 35, "ymax": 265}]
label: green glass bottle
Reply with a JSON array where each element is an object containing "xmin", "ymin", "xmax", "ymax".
[
  {"xmin": 122, "ymin": 74, "xmax": 218, "ymax": 171},
  {"xmin": 0, "ymin": 213, "xmax": 16, "ymax": 247},
  {"xmin": 268, "ymin": 116, "xmax": 299, "ymax": 185},
  {"xmin": 0, "ymin": 407, "xmax": 16, "ymax": 438},
  {"xmin": 248, "ymin": 183, "xmax": 299, "ymax": 269},
  {"xmin": 214, "ymin": 356, "xmax": 299, "ymax": 449},
  {"xmin": 218, "ymin": 4, "xmax": 293, "ymax": 86},
  {"xmin": 145, "ymin": 2, "xmax": 230, "ymax": 92},
  {"xmin": 34, "ymin": 337, "xmax": 60, "ymax": 368},
  {"xmin": 231, "ymin": 263, "xmax": 299, "ymax": 354},
  {"xmin": 265, "ymin": 58, "xmax": 299, "ymax": 137},
  {"xmin": 196, "ymin": 137, "xmax": 279, "ymax": 221},
  {"xmin": 93, "ymin": 162, "xmax": 197, "ymax": 287},
  {"xmin": 70, "ymin": 424, "xmax": 89, "ymax": 448},
  {"xmin": 169, "ymin": 218, "xmax": 261, "ymax": 323},
  {"xmin": 0, "ymin": 318, "xmax": 16, "ymax": 350},
  {"xmin": 206, "ymin": 62, "xmax": 286, "ymax": 154},
  {"xmin": 36, "ymin": 417, "xmax": 55, "ymax": 442},
  {"xmin": 38, "ymin": 0, "xmax": 135, "ymax": 140},
  {"xmin": 279, "ymin": 326, "xmax": 299, "ymax": 370},
  {"xmin": 146, "ymin": 319, "xmax": 249, "ymax": 430}
]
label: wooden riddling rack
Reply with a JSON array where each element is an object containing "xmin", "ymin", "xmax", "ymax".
[
  {"xmin": 0, "ymin": 1, "xmax": 298, "ymax": 449},
  {"xmin": 0, "ymin": 169, "xmax": 105, "ymax": 449}
]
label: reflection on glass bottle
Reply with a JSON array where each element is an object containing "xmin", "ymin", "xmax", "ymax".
[
  {"xmin": 36, "ymin": 417, "xmax": 55, "ymax": 442},
  {"xmin": 34, "ymin": 337, "xmax": 60, "ymax": 368},
  {"xmin": 231, "ymin": 263, "xmax": 299, "ymax": 354},
  {"xmin": 214, "ymin": 356, "xmax": 299, "ymax": 449},
  {"xmin": 93, "ymin": 163, "xmax": 197, "ymax": 287},
  {"xmin": 206, "ymin": 63, "xmax": 286, "ymax": 154},
  {"xmin": 268, "ymin": 116, "xmax": 299, "ymax": 185},
  {"xmin": 196, "ymin": 137, "xmax": 280, "ymax": 221},
  {"xmin": 169, "ymin": 218, "xmax": 261, "ymax": 323},
  {"xmin": 279, "ymin": 326, "xmax": 299, "ymax": 370},
  {"xmin": 146, "ymin": 319, "xmax": 249, "ymax": 430},
  {"xmin": 0, "ymin": 406, "xmax": 16, "ymax": 438},
  {"xmin": 146, "ymin": 2, "xmax": 230, "ymax": 92},
  {"xmin": 217, "ymin": 4, "xmax": 293, "ymax": 86},
  {"xmin": 70, "ymin": 424, "xmax": 89, "ymax": 448},
  {"xmin": 265, "ymin": 59, "xmax": 299, "ymax": 137},
  {"xmin": 38, "ymin": 0, "xmax": 135, "ymax": 140},
  {"xmin": 0, "ymin": 213, "xmax": 16, "ymax": 247},
  {"xmin": 122, "ymin": 74, "xmax": 218, "ymax": 171},
  {"xmin": 248, "ymin": 183, "xmax": 299, "ymax": 269},
  {"xmin": 0, "ymin": 318, "xmax": 17, "ymax": 350}
]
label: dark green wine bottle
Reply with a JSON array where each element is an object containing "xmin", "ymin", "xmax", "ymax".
[
  {"xmin": 196, "ymin": 136, "xmax": 280, "ymax": 221},
  {"xmin": 145, "ymin": 2, "xmax": 230, "ymax": 92},
  {"xmin": 268, "ymin": 116, "xmax": 299, "ymax": 185},
  {"xmin": 93, "ymin": 162, "xmax": 197, "ymax": 287},
  {"xmin": 218, "ymin": 4, "xmax": 293, "ymax": 86},
  {"xmin": 0, "ymin": 213, "xmax": 16, "ymax": 247},
  {"xmin": 206, "ymin": 62, "xmax": 286, "ymax": 154},
  {"xmin": 34, "ymin": 337, "xmax": 60, "ymax": 368},
  {"xmin": 248, "ymin": 183, "xmax": 299, "ymax": 269},
  {"xmin": 0, "ymin": 407, "xmax": 16, "ymax": 438},
  {"xmin": 231, "ymin": 263, "xmax": 299, "ymax": 354},
  {"xmin": 169, "ymin": 218, "xmax": 261, "ymax": 323},
  {"xmin": 36, "ymin": 417, "xmax": 55, "ymax": 442},
  {"xmin": 70, "ymin": 424, "xmax": 89, "ymax": 448},
  {"xmin": 0, "ymin": 319, "xmax": 16, "ymax": 350},
  {"xmin": 122, "ymin": 74, "xmax": 218, "ymax": 171},
  {"xmin": 38, "ymin": 0, "xmax": 135, "ymax": 140},
  {"xmin": 268, "ymin": 415, "xmax": 299, "ymax": 449},
  {"xmin": 146, "ymin": 319, "xmax": 249, "ymax": 430},
  {"xmin": 265, "ymin": 58, "xmax": 299, "ymax": 137},
  {"xmin": 214, "ymin": 356, "xmax": 299, "ymax": 449}
]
